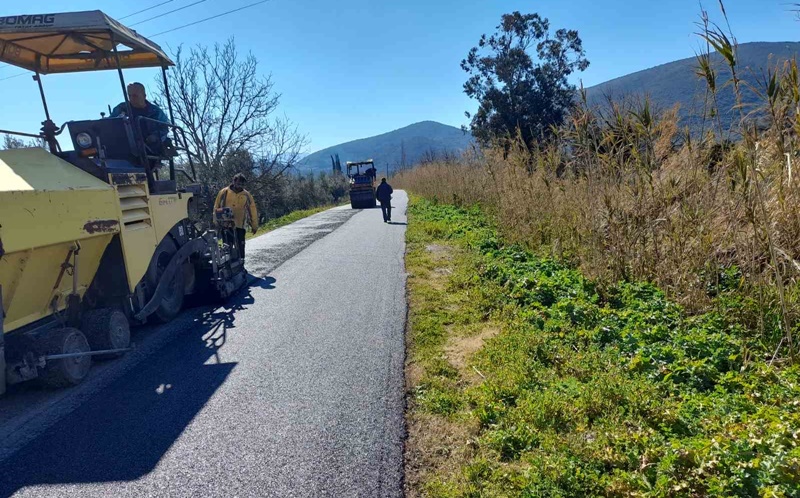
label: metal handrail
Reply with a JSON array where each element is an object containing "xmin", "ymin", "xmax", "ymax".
[
  {"xmin": 174, "ymin": 168, "xmax": 196, "ymax": 184},
  {"xmin": 0, "ymin": 129, "xmax": 45, "ymax": 140},
  {"xmin": 1, "ymin": 122, "xmax": 67, "ymax": 153},
  {"xmin": 134, "ymin": 115, "xmax": 197, "ymax": 182}
]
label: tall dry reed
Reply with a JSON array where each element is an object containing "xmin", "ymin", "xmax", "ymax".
[{"xmin": 396, "ymin": 53, "xmax": 800, "ymax": 357}]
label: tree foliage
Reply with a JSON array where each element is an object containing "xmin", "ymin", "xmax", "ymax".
[
  {"xmin": 462, "ymin": 12, "xmax": 589, "ymax": 149},
  {"xmin": 2, "ymin": 134, "xmax": 46, "ymax": 150}
]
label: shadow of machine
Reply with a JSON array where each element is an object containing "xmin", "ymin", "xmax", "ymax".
[{"xmin": 0, "ymin": 276, "xmax": 275, "ymax": 495}]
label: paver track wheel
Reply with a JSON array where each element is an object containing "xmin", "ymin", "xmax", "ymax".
[
  {"xmin": 38, "ymin": 328, "xmax": 92, "ymax": 388},
  {"xmin": 82, "ymin": 309, "xmax": 130, "ymax": 359}
]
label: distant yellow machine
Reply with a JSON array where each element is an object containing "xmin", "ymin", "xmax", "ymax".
[
  {"xmin": 346, "ymin": 160, "xmax": 378, "ymax": 209},
  {"xmin": 0, "ymin": 11, "xmax": 247, "ymax": 394}
]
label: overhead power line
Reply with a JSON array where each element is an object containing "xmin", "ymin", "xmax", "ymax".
[
  {"xmin": 130, "ymin": 0, "xmax": 209, "ymax": 27},
  {"xmin": 150, "ymin": 0, "xmax": 270, "ymax": 37},
  {"xmin": 0, "ymin": 72, "xmax": 27, "ymax": 82},
  {"xmin": 119, "ymin": 0, "xmax": 177, "ymax": 20}
]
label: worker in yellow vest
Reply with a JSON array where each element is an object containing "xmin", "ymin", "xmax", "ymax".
[{"xmin": 214, "ymin": 173, "xmax": 259, "ymax": 262}]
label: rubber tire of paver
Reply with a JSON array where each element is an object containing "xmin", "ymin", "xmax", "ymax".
[
  {"xmin": 38, "ymin": 327, "xmax": 92, "ymax": 388},
  {"xmin": 147, "ymin": 237, "xmax": 185, "ymax": 324},
  {"xmin": 81, "ymin": 308, "xmax": 130, "ymax": 359}
]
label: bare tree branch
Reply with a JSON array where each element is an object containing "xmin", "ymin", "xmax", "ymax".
[
  {"xmin": 158, "ymin": 37, "xmax": 309, "ymax": 219},
  {"xmin": 158, "ymin": 38, "xmax": 283, "ymax": 177}
]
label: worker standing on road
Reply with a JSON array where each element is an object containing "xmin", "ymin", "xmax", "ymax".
[
  {"xmin": 376, "ymin": 178, "xmax": 393, "ymax": 223},
  {"xmin": 214, "ymin": 173, "xmax": 259, "ymax": 262}
]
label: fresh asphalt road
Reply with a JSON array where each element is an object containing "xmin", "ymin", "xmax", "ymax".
[{"xmin": 0, "ymin": 192, "xmax": 408, "ymax": 497}]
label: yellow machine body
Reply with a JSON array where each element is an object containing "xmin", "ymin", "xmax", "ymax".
[
  {"xmin": 0, "ymin": 148, "xmax": 189, "ymax": 335},
  {"xmin": 109, "ymin": 173, "xmax": 190, "ymax": 295}
]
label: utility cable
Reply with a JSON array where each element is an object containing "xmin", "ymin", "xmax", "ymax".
[
  {"xmin": 150, "ymin": 0, "xmax": 269, "ymax": 37},
  {"xmin": 130, "ymin": 0, "xmax": 209, "ymax": 27},
  {"xmin": 119, "ymin": 0, "xmax": 177, "ymax": 20},
  {"xmin": 0, "ymin": 72, "xmax": 27, "ymax": 82}
]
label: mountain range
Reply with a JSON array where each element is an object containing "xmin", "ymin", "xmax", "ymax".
[
  {"xmin": 299, "ymin": 42, "xmax": 800, "ymax": 173},
  {"xmin": 298, "ymin": 121, "xmax": 473, "ymax": 174},
  {"xmin": 585, "ymin": 41, "xmax": 800, "ymax": 132}
]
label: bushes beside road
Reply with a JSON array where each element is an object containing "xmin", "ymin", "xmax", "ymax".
[{"xmin": 404, "ymin": 197, "xmax": 800, "ymax": 496}]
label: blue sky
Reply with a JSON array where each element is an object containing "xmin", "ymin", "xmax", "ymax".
[{"xmin": 1, "ymin": 0, "xmax": 798, "ymax": 152}]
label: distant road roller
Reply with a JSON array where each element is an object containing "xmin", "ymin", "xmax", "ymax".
[
  {"xmin": 0, "ymin": 10, "xmax": 247, "ymax": 394},
  {"xmin": 346, "ymin": 160, "xmax": 377, "ymax": 209}
]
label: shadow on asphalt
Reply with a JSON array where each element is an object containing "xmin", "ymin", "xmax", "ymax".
[
  {"xmin": 0, "ymin": 277, "xmax": 275, "ymax": 496},
  {"xmin": 251, "ymin": 276, "xmax": 277, "ymax": 290},
  {"xmin": 387, "ymin": 222, "xmax": 407, "ymax": 226}
]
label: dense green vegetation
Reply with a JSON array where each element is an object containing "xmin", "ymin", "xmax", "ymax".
[{"xmin": 406, "ymin": 197, "xmax": 800, "ymax": 497}]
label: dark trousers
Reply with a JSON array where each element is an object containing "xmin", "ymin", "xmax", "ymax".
[
  {"xmin": 236, "ymin": 228, "xmax": 246, "ymax": 260},
  {"xmin": 223, "ymin": 228, "xmax": 247, "ymax": 261},
  {"xmin": 380, "ymin": 201, "xmax": 392, "ymax": 222}
]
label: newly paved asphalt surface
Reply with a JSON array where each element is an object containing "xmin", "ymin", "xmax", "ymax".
[{"xmin": 0, "ymin": 193, "xmax": 408, "ymax": 497}]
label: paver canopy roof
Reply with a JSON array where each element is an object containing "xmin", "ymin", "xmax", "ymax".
[{"xmin": 0, "ymin": 10, "xmax": 173, "ymax": 74}]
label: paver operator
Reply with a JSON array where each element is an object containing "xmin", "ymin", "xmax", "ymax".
[{"xmin": 111, "ymin": 82, "xmax": 170, "ymax": 154}]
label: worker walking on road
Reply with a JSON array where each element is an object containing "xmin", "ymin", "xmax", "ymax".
[
  {"xmin": 376, "ymin": 178, "xmax": 393, "ymax": 223},
  {"xmin": 214, "ymin": 173, "xmax": 259, "ymax": 262}
]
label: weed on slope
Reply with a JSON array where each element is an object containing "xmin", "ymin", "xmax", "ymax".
[{"xmin": 405, "ymin": 196, "xmax": 800, "ymax": 497}]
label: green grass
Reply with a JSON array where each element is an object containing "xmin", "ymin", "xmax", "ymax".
[
  {"xmin": 246, "ymin": 205, "xmax": 337, "ymax": 240},
  {"xmin": 405, "ymin": 196, "xmax": 800, "ymax": 497}
]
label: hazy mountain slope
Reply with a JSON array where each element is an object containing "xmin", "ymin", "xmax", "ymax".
[
  {"xmin": 299, "ymin": 121, "xmax": 473, "ymax": 173},
  {"xmin": 585, "ymin": 42, "xmax": 800, "ymax": 132},
  {"xmin": 299, "ymin": 42, "xmax": 796, "ymax": 172}
]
